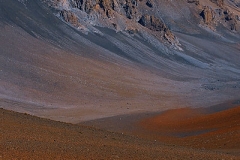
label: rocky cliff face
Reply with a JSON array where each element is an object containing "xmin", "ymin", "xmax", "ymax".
[
  {"xmin": 43, "ymin": 0, "xmax": 181, "ymax": 47},
  {"xmin": 196, "ymin": 0, "xmax": 239, "ymax": 31},
  {"xmin": 68, "ymin": 0, "xmax": 139, "ymax": 19},
  {"xmin": 42, "ymin": 0, "xmax": 239, "ymax": 47},
  {"xmin": 138, "ymin": 15, "xmax": 167, "ymax": 32},
  {"xmin": 138, "ymin": 15, "xmax": 176, "ymax": 43}
]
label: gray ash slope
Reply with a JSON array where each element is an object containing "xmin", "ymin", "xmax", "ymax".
[{"xmin": 0, "ymin": 0, "xmax": 240, "ymax": 122}]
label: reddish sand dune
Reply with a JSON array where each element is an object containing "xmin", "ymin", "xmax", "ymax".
[{"xmin": 139, "ymin": 106, "xmax": 240, "ymax": 155}]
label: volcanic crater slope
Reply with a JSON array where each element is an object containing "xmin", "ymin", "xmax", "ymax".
[
  {"xmin": 2, "ymin": 108, "xmax": 240, "ymax": 159},
  {"xmin": 0, "ymin": 0, "xmax": 240, "ymax": 122},
  {"xmin": 1, "ymin": 0, "xmax": 240, "ymax": 159}
]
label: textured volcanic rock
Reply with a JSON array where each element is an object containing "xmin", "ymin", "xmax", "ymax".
[
  {"xmin": 123, "ymin": 0, "xmax": 138, "ymax": 19},
  {"xmin": 65, "ymin": 0, "xmax": 139, "ymax": 19},
  {"xmin": 46, "ymin": 0, "xmax": 179, "ymax": 45},
  {"xmin": 210, "ymin": 0, "xmax": 224, "ymax": 7},
  {"xmin": 198, "ymin": 1, "xmax": 239, "ymax": 31},
  {"xmin": 138, "ymin": 15, "xmax": 176, "ymax": 43},
  {"xmin": 60, "ymin": 10, "xmax": 80, "ymax": 27},
  {"xmin": 45, "ymin": 0, "xmax": 240, "ymax": 43},
  {"xmin": 138, "ymin": 15, "xmax": 167, "ymax": 32},
  {"xmin": 146, "ymin": 0, "xmax": 153, "ymax": 8},
  {"xmin": 224, "ymin": 9, "xmax": 238, "ymax": 30},
  {"xmin": 200, "ymin": 6, "xmax": 215, "ymax": 25},
  {"xmin": 187, "ymin": 0, "xmax": 200, "ymax": 5}
]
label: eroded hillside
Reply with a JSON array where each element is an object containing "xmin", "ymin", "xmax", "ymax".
[{"xmin": 0, "ymin": 0, "xmax": 240, "ymax": 122}]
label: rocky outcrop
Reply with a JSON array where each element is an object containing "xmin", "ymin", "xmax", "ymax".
[
  {"xmin": 223, "ymin": 9, "xmax": 238, "ymax": 31},
  {"xmin": 200, "ymin": 6, "xmax": 238, "ymax": 31},
  {"xmin": 123, "ymin": 0, "xmax": 138, "ymax": 19},
  {"xmin": 200, "ymin": 6, "xmax": 215, "ymax": 25},
  {"xmin": 187, "ymin": 0, "xmax": 199, "ymax": 5},
  {"xmin": 138, "ymin": 15, "xmax": 177, "ymax": 44},
  {"xmin": 60, "ymin": 10, "xmax": 80, "ymax": 27},
  {"xmin": 43, "ymin": 0, "xmax": 180, "ymax": 46},
  {"xmin": 194, "ymin": 0, "xmax": 239, "ymax": 31},
  {"xmin": 210, "ymin": 0, "xmax": 224, "ymax": 8},
  {"xmin": 146, "ymin": 0, "xmax": 153, "ymax": 8},
  {"xmin": 138, "ymin": 15, "xmax": 167, "ymax": 32},
  {"xmin": 68, "ymin": 0, "xmax": 138, "ymax": 19},
  {"xmin": 70, "ymin": 0, "xmax": 97, "ymax": 13}
]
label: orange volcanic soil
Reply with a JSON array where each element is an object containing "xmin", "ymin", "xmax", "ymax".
[
  {"xmin": 139, "ymin": 106, "xmax": 240, "ymax": 155},
  {"xmin": 1, "ymin": 108, "xmax": 239, "ymax": 160}
]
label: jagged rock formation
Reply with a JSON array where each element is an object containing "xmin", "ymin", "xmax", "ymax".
[
  {"xmin": 138, "ymin": 15, "xmax": 167, "ymax": 32},
  {"xmin": 42, "ymin": 0, "xmax": 180, "ymax": 46},
  {"xmin": 224, "ymin": 11, "xmax": 238, "ymax": 30},
  {"xmin": 197, "ymin": 0, "xmax": 239, "ymax": 31},
  {"xmin": 200, "ymin": 6, "xmax": 215, "ymax": 25},
  {"xmin": 40, "ymin": 0, "xmax": 240, "ymax": 46},
  {"xmin": 66, "ymin": 0, "xmax": 139, "ymax": 19},
  {"xmin": 60, "ymin": 10, "xmax": 80, "ymax": 27},
  {"xmin": 146, "ymin": 0, "xmax": 153, "ymax": 8},
  {"xmin": 138, "ymin": 15, "xmax": 176, "ymax": 43},
  {"xmin": 210, "ymin": 0, "xmax": 224, "ymax": 7},
  {"xmin": 123, "ymin": 0, "xmax": 138, "ymax": 19},
  {"xmin": 187, "ymin": 0, "xmax": 200, "ymax": 5}
]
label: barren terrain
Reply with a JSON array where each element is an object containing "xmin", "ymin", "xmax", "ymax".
[
  {"xmin": 82, "ymin": 101, "xmax": 240, "ymax": 156},
  {"xmin": 1, "ymin": 0, "xmax": 240, "ymax": 159},
  {"xmin": 1, "ymin": 107, "xmax": 240, "ymax": 159},
  {"xmin": 1, "ymin": 0, "xmax": 240, "ymax": 122},
  {"xmin": 139, "ymin": 106, "xmax": 240, "ymax": 155}
]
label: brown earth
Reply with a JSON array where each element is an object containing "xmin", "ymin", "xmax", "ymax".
[
  {"xmin": 1, "ymin": 107, "xmax": 240, "ymax": 160},
  {"xmin": 138, "ymin": 106, "xmax": 240, "ymax": 156}
]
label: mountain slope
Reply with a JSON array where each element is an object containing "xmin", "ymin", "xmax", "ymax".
[
  {"xmin": 1, "ymin": 108, "xmax": 239, "ymax": 159},
  {"xmin": 0, "ymin": 0, "xmax": 240, "ymax": 122}
]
